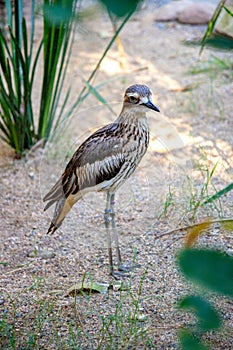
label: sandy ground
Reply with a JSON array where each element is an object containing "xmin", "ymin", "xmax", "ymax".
[{"xmin": 0, "ymin": 1, "xmax": 233, "ymax": 349}]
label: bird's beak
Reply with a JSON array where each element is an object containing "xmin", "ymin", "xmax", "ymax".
[{"xmin": 143, "ymin": 100, "xmax": 160, "ymax": 112}]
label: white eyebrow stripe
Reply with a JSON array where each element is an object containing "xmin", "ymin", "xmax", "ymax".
[
  {"xmin": 127, "ymin": 92, "xmax": 139, "ymax": 98},
  {"xmin": 140, "ymin": 96, "xmax": 149, "ymax": 104}
]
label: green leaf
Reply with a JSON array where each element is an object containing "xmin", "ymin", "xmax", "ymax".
[
  {"xmin": 43, "ymin": 1, "xmax": 73, "ymax": 25},
  {"xmin": 178, "ymin": 249, "xmax": 233, "ymax": 297},
  {"xmin": 179, "ymin": 330, "xmax": 210, "ymax": 350},
  {"xmin": 64, "ymin": 281, "xmax": 110, "ymax": 296},
  {"xmin": 201, "ymin": 35, "xmax": 233, "ymax": 50},
  {"xmin": 204, "ymin": 183, "xmax": 233, "ymax": 204},
  {"xmin": 178, "ymin": 295, "xmax": 221, "ymax": 331},
  {"xmin": 224, "ymin": 6, "xmax": 233, "ymax": 17},
  {"xmin": 200, "ymin": 0, "xmax": 227, "ymax": 54},
  {"xmin": 83, "ymin": 80, "xmax": 116, "ymax": 115},
  {"xmin": 76, "ymin": 10, "xmax": 133, "ymax": 105},
  {"xmin": 38, "ymin": 0, "xmax": 78, "ymax": 141},
  {"xmin": 185, "ymin": 35, "xmax": 233, "ymax": 51},
  {"xmin": 99, "ymin": 0, "xmax": 140, "ymax": 17}
]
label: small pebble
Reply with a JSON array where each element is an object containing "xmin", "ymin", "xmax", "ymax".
[{"xmin": 27, "ymin": 249, "xmax": 55, "ymax": 259}]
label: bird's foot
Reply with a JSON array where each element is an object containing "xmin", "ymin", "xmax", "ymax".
[
  {"xmin": 110, "ymin": 270, "xmax": 130, "ymax": 280},
  {"xmin": 109, "ymin": 263, "xmax": 141, "ymax": 279},
  {"xmin": 118, "ymin": 263, "xmax": 141, "ymax": 272}
]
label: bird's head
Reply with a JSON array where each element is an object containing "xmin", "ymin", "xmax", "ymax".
[{"xmin": 123, "ymin": 84, "xmax": 160, "ymax": 113}]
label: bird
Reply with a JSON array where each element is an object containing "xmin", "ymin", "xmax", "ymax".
[{"xmin": 43, "ymin": 84, "xmax": 160, "ymax": 277}]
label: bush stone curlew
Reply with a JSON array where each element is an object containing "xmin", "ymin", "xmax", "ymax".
[{"xmin": 44, "ymin": 84, "xmax": 160, "ymax": 277}]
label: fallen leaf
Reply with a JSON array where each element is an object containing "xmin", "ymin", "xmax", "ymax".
[
  {"xmin": 185, "ymin": 219, "xmax": 212, "ymax": 247},
  {"xmin": 64, "ymin": 282, "xmax": 110, "ymax": 296}
]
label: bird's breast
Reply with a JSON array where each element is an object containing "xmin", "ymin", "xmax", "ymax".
[{"xmin": 123, "ymin": 118, "xmax": 149, "ymax": 159}]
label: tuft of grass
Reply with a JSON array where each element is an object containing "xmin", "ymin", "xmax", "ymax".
[
  {"xmin": 96, "ymin": 267, "xmax": 152, "ymax": 349},
  {"xmin": 160, "ymin": 185, "xmax": 175, "ymax": 218},
  {"xmin": 204, "ymin": 182, "xmax": 233, "ymax": 205},
  {"xmin": 189, "ymin": 55, "xmax": 233, "ymax": 79},
  {"xmin": 0, "ymin": 266, "xmax": 156, "ymax": 349},
  {"xmin": 0, "ymin": 310, "xmax": 17, "ymax": 349},
  {"xmin": 184, "ymin": 160, "xmax": 223, "ymax": 221}
]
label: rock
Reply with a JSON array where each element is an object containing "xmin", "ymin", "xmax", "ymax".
[
  {"xmin": 155, "ymin": 1, "xmax": 216, "ymax": 25},
  {"xmin": 155, "ymin": 0, "xmax": 193, "ymax": 22},
  {"xmin": 177, "ymin": 3, "xmax": 216, "ymax": 24},
  {"xmin": 214, "ymin": 0, "xmax": 233, "ymax": 38},
  {"xmin": 27, "ymin": 249, "xmax": 55, "ymax": 259}
]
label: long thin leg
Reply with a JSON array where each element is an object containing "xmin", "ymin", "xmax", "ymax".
[
  {"xmin": 110, "ymin": 193, "xmax": 141, "ymax": 273},
  {"xmin": 110, "ymin": 193, "xmax": 122, "ymax": 267},
  {"xmin": 108, "ymin": 193, "xmax": 130, "ymax": 278},
  {"xmin": 105, "ymin": 192, "xmax": 114, "ymax": 275}
]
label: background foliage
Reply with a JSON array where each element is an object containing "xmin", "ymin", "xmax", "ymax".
[{"xmin": 0, "ymin": 0, "xmax": 140, "ymax": 157}]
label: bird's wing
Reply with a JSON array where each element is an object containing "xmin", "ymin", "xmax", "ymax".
[{"xmin": 43, "ymin": 122, "xmax": 127, "ymax": 209}]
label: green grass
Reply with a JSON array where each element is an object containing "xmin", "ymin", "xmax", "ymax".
[
  {"xmin": 0, "ymin": 269, "xmax": 155, "ymax": 350},
  {"xmin": 158, "ymin": 159, "xmax": 227, "ymax": 224},
  {"xmin": 185, "ymin": 161, "xmax": 222, "ymax": 220},
  {"xmin": 189, "ymin": 55, "xmax": 233, "ymax": 79},
  {"xmin": 1, "ymin": 254, "xmax": 231, "ymax": 350},
  {"xmin": 160, "ymin": 185, "xmax": 175, "ymax": 218}
]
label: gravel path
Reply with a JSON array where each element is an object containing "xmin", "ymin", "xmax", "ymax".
[{"xmin": 1, "ymin": 1, "xmax": 232, "ymax": 349}]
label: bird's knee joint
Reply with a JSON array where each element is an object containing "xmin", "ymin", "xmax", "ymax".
[{"xmin": 104, "ymin": 209, "xmax": 112, "ymax": 223}]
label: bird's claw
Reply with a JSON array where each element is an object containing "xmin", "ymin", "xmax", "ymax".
[
  {"xmin": 110, "ymin": 263, "xmax": 141, "ymax": 279},
  {"xmin": 118, "ymin": 263, "xmax": 141, "ymax": 272},
  {"xmin": 110, "ymin": 270, "xmax": 130, "ymax": 280}
]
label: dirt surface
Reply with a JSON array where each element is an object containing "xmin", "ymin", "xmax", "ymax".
[{"xmin": 0, "ymin": 1, "xmax": 233, "ymax": 349}]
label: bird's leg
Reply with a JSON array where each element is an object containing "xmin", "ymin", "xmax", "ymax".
[
  {"xmin": 108, "ymin": 193, "xmax": 130, "ymax": 278},
  {"xmin": 110, "ymin": 194, "xmax": 132, "ymax": 274},
  {"xmin": 105, "ymin": 192, "xmax": 129, "ymax": 278},
  {"xmin": 105, "ymin": 192, "xmax": 114, "ymax": 276},
  {"xmin": 110, "ymin": 193, "xmax": 141, "ymax": 273},
  {"xmin": 110, "ymin": 193, "xmax": 122, "ymax": 267}
]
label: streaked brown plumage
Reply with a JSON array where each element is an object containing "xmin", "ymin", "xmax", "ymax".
[{"xmin": 44, "ymin": 84, "xmax": 160, "ymax": 276}]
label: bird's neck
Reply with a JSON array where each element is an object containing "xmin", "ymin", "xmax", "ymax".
[{"xmin": 117, "ymin": 108, "xmax": 148, "ymax": 128}]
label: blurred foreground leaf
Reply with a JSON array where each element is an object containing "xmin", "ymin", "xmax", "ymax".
[
  {"xmin": 178, "ymin": 295, "xmax": 221, "ymax": 331},
  {"xmin": 178, "ymin": 249, "xmax": 233, "ymax": 297},
  {"xmin": 202, "ymin": 35, "xmax": 233, "ymax": 50},
  {"xmin": 179, "ymin": 330, "xmax": 210, "ymax": 350},
  {"xmin": 186, "ymin": 35, "xmax": 233, "ymax": 51},
  {"xmin": 99, "ymin": 0, "xmax": 140, "ymax": 17},
  {"xmin": 43, "ymin": 1, "xmax": 74, "ymax": 24}
]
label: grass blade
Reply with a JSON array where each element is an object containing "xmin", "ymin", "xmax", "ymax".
[
  {"xmin": 38, "ymin": 0, "xmax": 78, "ymax": 141},
  {"xmin": 83, "ymin": 80, "xmax": 116, "ymax": 115},
  {"xmin": 200, "ymin": 0, "xmax": 227, "ymax": 54},
  {"xmin": 5, "ymin": 0, "xmax": 12, "ymax": 27},
  {"xmin": 204, "ymin": 183, "xmax": 233, "ymax": 204},
  {"xmin": 224, "ymin": 5, "xmax": 233, "ymax": 17},
  {"xmin": 76, "ymin": 9, "xmax": 134, "ymax": 104}
]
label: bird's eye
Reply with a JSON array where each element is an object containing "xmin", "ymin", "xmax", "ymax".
[{"xmin": 129, "ymin": 96, "xmax": 138, "ymax": 104}]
